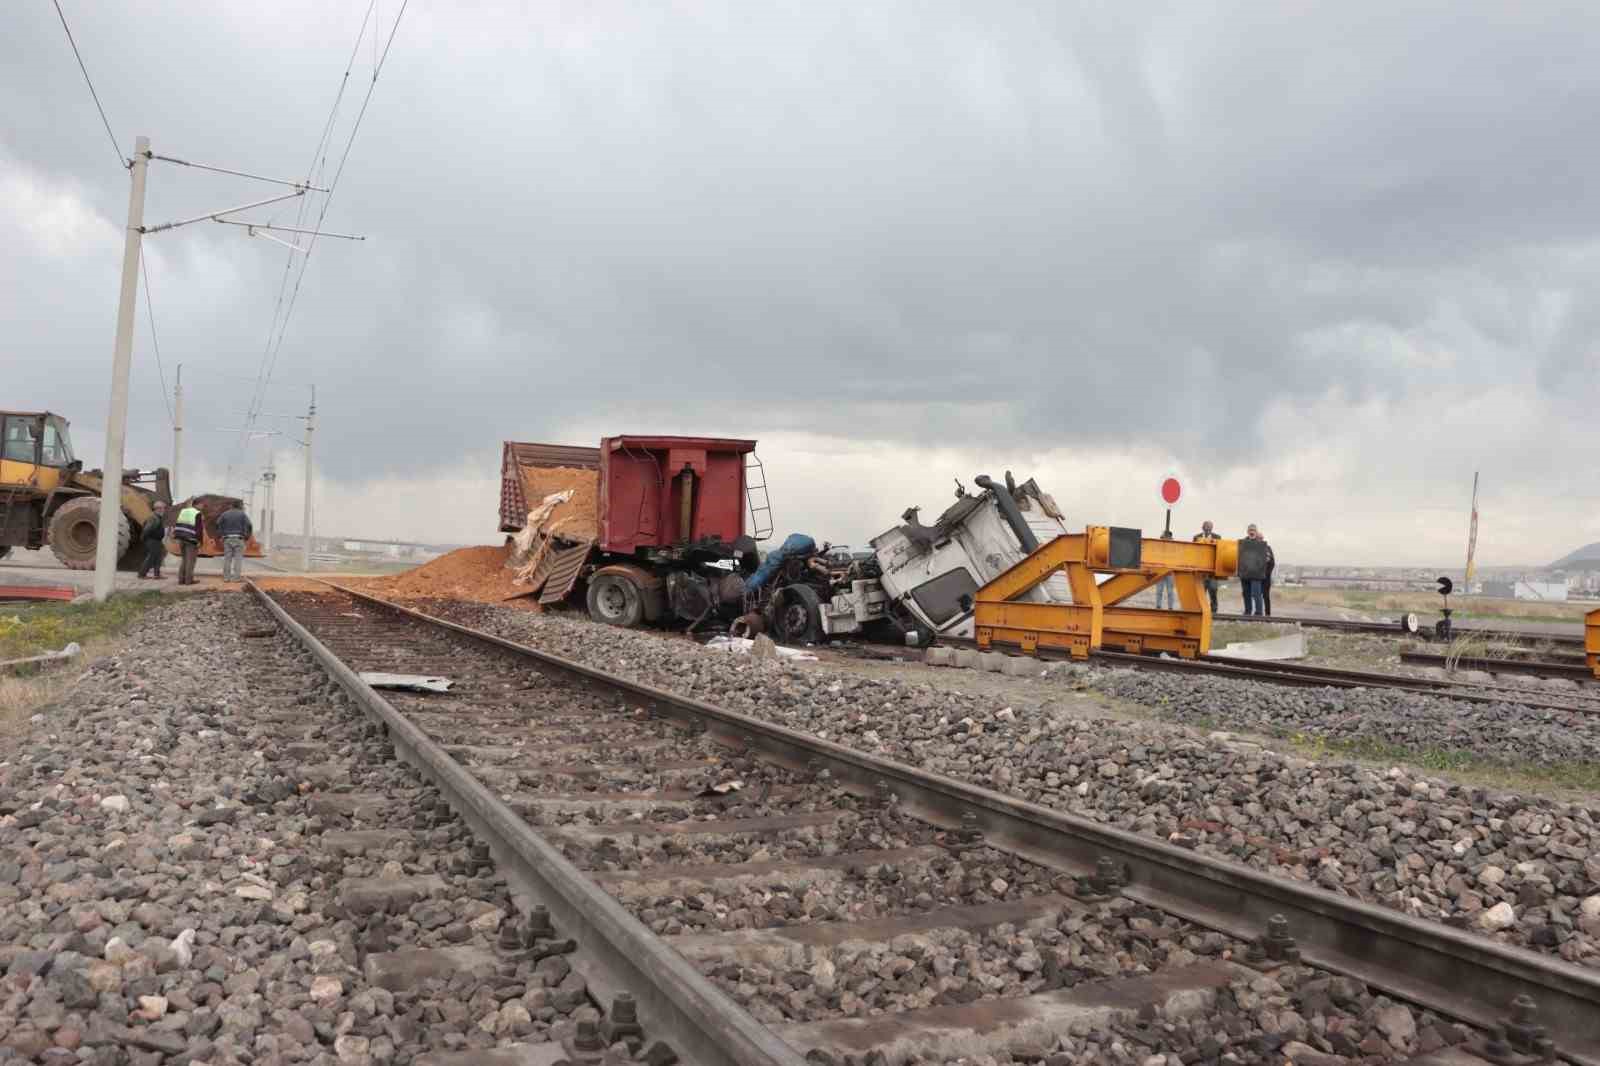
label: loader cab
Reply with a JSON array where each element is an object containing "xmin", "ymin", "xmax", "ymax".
[{"xmin": 1, "ymin": 411, "xmax": 75, "ymax": 492}]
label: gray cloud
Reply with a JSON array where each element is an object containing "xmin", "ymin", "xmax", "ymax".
[{"xmin": 5, "ymin": 2, "xmax": 1600, "ymax": 561}]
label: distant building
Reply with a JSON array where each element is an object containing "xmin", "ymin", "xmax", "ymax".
[{"xmin": 1513, "ymin": 580, "xmax": 1567, "ymax": 602}]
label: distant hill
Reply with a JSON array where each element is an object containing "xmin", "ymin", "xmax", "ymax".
[{"xmin": 1550, "ymin": 542, "xmax": 1600, "ymax": 569}]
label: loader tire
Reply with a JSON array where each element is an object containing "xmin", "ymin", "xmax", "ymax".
[
  {"xmin": 772, "ymin": 584, "xmax": 823, "ymax": 645},
  {"xmin": 587, "ymin": 573, "xmax": 645, "ymax": 628},
  {"xmin": 48, "ymin": 497, "xmax": 129, "ymax": 570},
  {"xmin": 0, "ymin": 546, "xmax": 10, "ymax": 562}
]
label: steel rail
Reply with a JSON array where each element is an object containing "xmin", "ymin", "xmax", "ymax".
[
  {"xmin": 1399, "ymin": 650, "xmax": 1594, "ymax": 682},
  {"xmin": 929, "ymin": 635, "xmax": 1596, "ymax": 713},
  {"xmin": 294, "ymin": 580, "xmax": 1600, "ymax": 1064},
  {"xmin": 246, "ymin": 580, "xmax": 807, "ymax": 1066},
  {"xmin": 1214, "ymin": 611, "xmax": 1586, "ymax": 648}
]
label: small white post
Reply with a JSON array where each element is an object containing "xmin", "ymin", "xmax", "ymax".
[
  {"xmin": 93, "ymin": 136, "xmax": 150, "ymax": 602},
  {"xmin": 262, "ymin": 464, "xmax": 276, "ymax": 553},
  {"xmin": 301, "ymin": 386, "xmax": 315, "ymax": 572}
]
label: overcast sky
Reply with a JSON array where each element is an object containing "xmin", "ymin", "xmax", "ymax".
[{"xmin": 6, "ymin": 2, "xmax": 1599, "ymax": 567}]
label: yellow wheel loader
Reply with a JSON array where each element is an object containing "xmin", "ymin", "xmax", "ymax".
[{"xmin": 0, "ymin": 410, "xmax": 172, "ymax": 570}]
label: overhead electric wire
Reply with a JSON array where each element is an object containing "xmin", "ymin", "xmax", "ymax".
[
  {"xmin": 51, "ymin": 0, "xmax": 126, "ymax": 170},
  {"xmin": 139, "ymin": 246, "xmax": 175, "ymax": 426},
  {"xmin": 226, "ymin": 0, "xmax": 376, "ymax": 486},
  {"xmin": 55, "ymin": 2, "xmax": 179, "ymax": 435},
  {"xmin": 226, "ymin": 0, "xmax": 408, "ymax": 488}
]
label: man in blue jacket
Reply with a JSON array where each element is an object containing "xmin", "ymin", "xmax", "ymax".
[{"xmin": 216, "ymin": 504, "xmax": 253, "ymax": 583}]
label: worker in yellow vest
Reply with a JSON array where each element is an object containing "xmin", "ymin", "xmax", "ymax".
[{"xmin": 173, "ymin": 504, "xmax": 204, "ymax": 586}]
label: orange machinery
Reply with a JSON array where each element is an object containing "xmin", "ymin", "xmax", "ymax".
[{"xmin": 974, "ymin": 526, "xmax": 1241, "ymax": 659}]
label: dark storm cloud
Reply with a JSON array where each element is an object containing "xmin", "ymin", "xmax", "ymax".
[{"xmin": 5, "ymin": 1, "xmax": 1600, "ymax": 495}]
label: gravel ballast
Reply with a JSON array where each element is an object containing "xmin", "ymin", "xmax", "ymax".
[
  {"xmin": 423, "ymin": 601, "xmax": 1600, "ymax": 967},
  {"xmin": 0, "ymin": 593, "xmax": 609, "ymax": 1065}
]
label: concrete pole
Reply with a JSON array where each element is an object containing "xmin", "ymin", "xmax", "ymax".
[
  {"xmin": 171, "ymin": 363, "xmax": 182, "ymax": 499},
  {"xmin": 93, "ymin": 137, "xmax": 150, "ymax": 602},
  {"xmin": 301, "ymin": 386, "xmax": 315, "ymax": 572}
]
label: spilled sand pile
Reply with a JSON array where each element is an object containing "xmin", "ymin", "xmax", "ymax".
[{"xmin": 354, "ymin": 544, "xmax": 538, "ymax": 606}]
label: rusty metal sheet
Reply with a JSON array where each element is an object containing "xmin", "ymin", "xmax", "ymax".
[
  {"xmin": 539, "ymin": 539, "xmax": 594, "ymax": 604},
  {"xmin": 507, "ymin": 442, "xmax": 602, "ymax": 470},
  {"xmin": 0, "ymin": 585, "xmax": 76, "ymax": 602}
]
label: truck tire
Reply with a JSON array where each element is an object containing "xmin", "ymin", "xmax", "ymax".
[
  {"xmin": 772, "ymin": 584, "xmax": 823, "ymax": 645},
  {"xmin": 0, "ymin": 546, "xmax": 9, "ymax": 561},
  {"xmin": 48, "ymin": 497, "xmax": 129, "ymax": 570},
  {"xmin": 587, "ymin": 572, "xmax": 645, "ymax": 628}
]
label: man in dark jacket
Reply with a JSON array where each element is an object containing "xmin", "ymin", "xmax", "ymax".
[
  {"xmin": 173, "ymin": 503, "xmax": 203, "ymax": 585},
  {"xmin": 1241, "ymin": 524, "xmax": 1276, "ymax": 616},
  {"xmin": 216, "ymin": 504, "xmax": 253, "ymax": 582},
  {"xmin": 137, "ymin": 502, "xmax": 167, "ymax": 580}
]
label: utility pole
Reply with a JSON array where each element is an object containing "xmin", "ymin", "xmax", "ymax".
[
  {"xmin": 172, "ymin": 363, "xmax": 183, "ymax": 500},
  {"xmin": 93, "ymin": 137, "xmax": 150, "ymax": 602},
  {"xmin": 301, "ymin": 385, "xmax": 315, "ymax": 572},
  {"xmin": 86, "ymin": 148, "xmax": 358, "ymax": 598}
]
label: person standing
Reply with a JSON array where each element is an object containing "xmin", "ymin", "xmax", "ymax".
[
  {"xmin": 1194, "ymin": 520, "xmax": 1221, "ymax": 613},
  {"xmin": 216, "ymin": 503, "xmax": 253, "ymax": 583},
  {"xmin": 1256, "ymin": 526, "xmax": 1276, "ymax": 617},
  {"xmin": 137, "ymin": 502, "xmax": 167, "ymax": 580},
  {"xmin": 1154, "ymin": 529, "xmax": 1177, "ymax": 609},
  {"xmin": 173, "ymin": 502, "xmax": 204, "ymax": 586},
  {"xmin": 1238, "ymin": 523, "xmax": 1269, "ymax": 615}
]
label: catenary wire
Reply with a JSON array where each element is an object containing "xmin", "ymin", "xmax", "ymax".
[
  {"xmin": 51, "ymin": 0, "xmax": 127, "ymax": 170},
  {"xmin": 226, "ymin": 0, "xmax": 386, "ymax": 486},
  {"xmin": 138, "ymin": 246, "xmax": 175, "ymax": 426}
]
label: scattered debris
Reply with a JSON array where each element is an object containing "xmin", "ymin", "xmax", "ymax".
[
  {"xmin": 704, "ymin": 634, "xmax": 818, "ymax": 661},
  {"xmin": 1, "ymin": 641, "xmax": 81, "ymax": 674},
  {"xmin": 357, "ymin": 672, "xmax": 454, "ymax": 693}
]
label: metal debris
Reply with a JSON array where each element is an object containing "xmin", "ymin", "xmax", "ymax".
[{"xmin": 357, "ymin": 672, "xmax": 454, "ymax": 693}]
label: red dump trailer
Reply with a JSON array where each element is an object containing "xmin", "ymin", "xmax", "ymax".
[{"xmin": 501, "ymin": 435, "xmax": 773, "ymax": 626}]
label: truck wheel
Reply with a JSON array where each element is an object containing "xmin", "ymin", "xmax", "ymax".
[
  {"xmin": 0, "ymin": 546, "xmax": 10, "ymax": 561},
  {"xmin": 587, "ymin": 573, "xmax": 645, "ymax": 627},
  {"xmin": 48, "ymin": 498, "xmax": 129, "ymax": 570},
  {"xmin": 772, "ymin": 584, "xmax": 823, "ymax": 645}
]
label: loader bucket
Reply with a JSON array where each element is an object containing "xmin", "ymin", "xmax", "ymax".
[{"xmin": 165, "ymin": 495, "xmax": 266, "ymax": 559}]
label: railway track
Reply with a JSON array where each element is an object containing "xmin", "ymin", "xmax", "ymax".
[
  {"xmin": 1214, "ymin": 611, "xmax": 1585, "ymax": 649},
  {"xmin": 927, "ymin": 635, "xmax": 1600, "ymax": 714},
  {"xmin": 1098, "ymin": 651, "xmax": 1600, "ymax": 714},
  {"xmin": 1399, "ymin": 650, "xmax": 1594, "ymax": 683},
  {"xmin": 248, "ymin": 579, "xmax": 1600, "ymax": 1065}
]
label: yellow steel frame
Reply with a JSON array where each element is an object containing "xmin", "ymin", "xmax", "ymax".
[
  {"xmin": 974, "ymin": 527, "xmax": 1240, "ymax": 659},
  {"xmin": 1587, "ymin": 608, "xmax": 1600, "ymax": 680}
]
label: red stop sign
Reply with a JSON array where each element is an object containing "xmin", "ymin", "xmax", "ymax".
[{"xmin": 1160, "ymin": 477, "xmax": 1182, "ymax": 505}]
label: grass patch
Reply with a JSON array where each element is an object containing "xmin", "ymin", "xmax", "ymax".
[
  {"xmin": 1274, "ymin": 587, "xmax": 1585, "ymax": 626},
  {"xmin": 1212, "ymin": 622, "xmax": 1287, "ymax": 644},
  {"xmin": 0, "ymin": 591, "xmax": 168, "ymax": 733},
  {"xmin": 1284, "ymin": 730, "xmax": 1600, "ymax": 795}
]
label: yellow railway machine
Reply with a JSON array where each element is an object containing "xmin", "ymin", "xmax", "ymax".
[
  {"xmin": 1587, "ymin": 608, "xmax": 1600, "ymax": 680},
  {"xmin": 974, "ymin": 526, "xmax": 1241, "ymax": 659}
]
